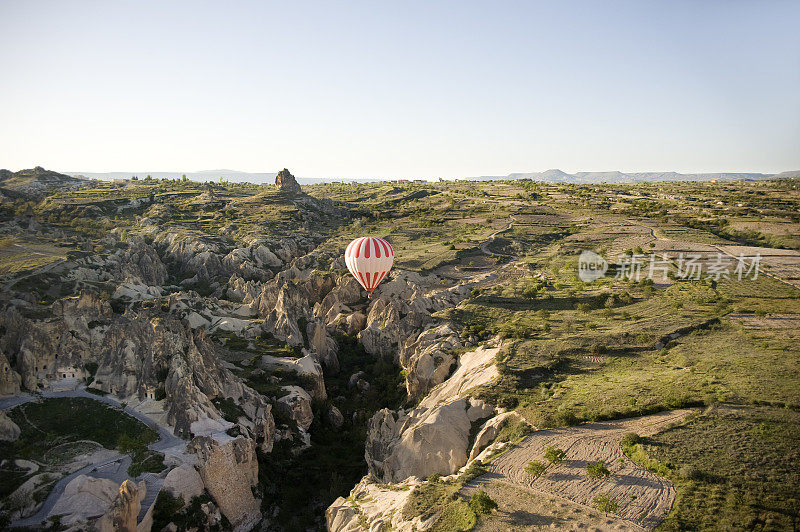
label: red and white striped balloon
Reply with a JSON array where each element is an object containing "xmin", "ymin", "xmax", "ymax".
[{"xmin": 345, "ymin": 236, "xmax": 394, "ymax": 296}]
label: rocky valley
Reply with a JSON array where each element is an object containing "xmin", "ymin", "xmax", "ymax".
[{"xmin": 1, "ymin": 168, "xmax": 799, "ymax": 531}]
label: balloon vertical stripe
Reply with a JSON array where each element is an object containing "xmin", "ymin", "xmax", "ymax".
[{"xmin": 345, "ymin": 236, "xmax": 394, "ymax": 295}]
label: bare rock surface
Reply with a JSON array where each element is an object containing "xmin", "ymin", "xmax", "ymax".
[
  {"xmin": 274, "ymin": 168, "xmax": 302, "ymax": 194},
  {"xmin": 48, "ymin": 475, "xmax": 119, "ymax": 526},
  {"xmin": 96, "ymin": 479, "xmax": 144, "ymax": 532},
  {"xmin": 277, "ymin": 385, "xmax": 314, "ymax": 432},
  {"xmin": 163, "ymin": 463, "xmax": 205, "ymax": 503},
  {"xmin": 326, "ymin": 476, "xmax": 429, "ymax": 532},
  {"xmin": 365, "ymin": 345, "xmax": 500, "ymax": 482},
  {"xmin": 190, "ymin": 435, "xmax": 260, "ymax": 531}
]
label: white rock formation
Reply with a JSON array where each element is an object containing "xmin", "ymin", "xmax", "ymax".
[
  {"xmin": 365, "ymin": 345, "xmax": 500, "ymax": 482},
  {"xmin": 277, "ymin": 385, "xmax": 314, "ymax": 432},
  {"xmin": 163, "ymin": 464, "xmax": 205, "ymax": 504},
  {"xmin": 49, "ymin": 475, "xmax": 120, "ymax": 526},
  {"xmin": 326, "ymin": 477, "xmax": 432, "ymax": 532},
  {"xmin": 189, "ymin": 436, "xmax": 260, "ymax": 531}
]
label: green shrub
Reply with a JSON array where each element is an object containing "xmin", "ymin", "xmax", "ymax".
[
  {"xmin": 544, "ymin": 446, "xmax": 566, "ymax": 464},
  {"xmin": 468, "ymin": 490, "xmax": 497, "ymax": 516},
  {"xmin": 679, "ymin": 465, "xmax": 702, "ymax": 480},
  {"xmin": 460, "ymin": 460, "xmax": 486, "ymax": 482},
  {"xmin": 621, "ymin": 432, "xmax": 640, "ymax": 450},
  {"xmin": 524, "ymin": 460, "xmax": 546, "ymax": 478},
  {"xmin": 586, "ymin": 459, "xmax": 610, "ymax": 479},
  {"xmin": 593, "ymin": 492, "xmax": 619, "ymax": 514},
  {"xmin": 495, "ymin": 418, "xmax": 532, "ymax": 443}
]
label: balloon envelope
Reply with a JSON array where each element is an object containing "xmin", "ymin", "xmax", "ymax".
[{"xmin": 345, "ymin": 236, "xmax": 394, "ymax": 294}]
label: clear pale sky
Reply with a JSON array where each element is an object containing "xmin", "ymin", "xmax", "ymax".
[{"xmin": 1, "ymin": 1, "xmax": 798, "ymax": 179}]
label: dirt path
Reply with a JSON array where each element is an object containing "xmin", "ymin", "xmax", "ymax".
[
  {"xmin": 463, "ymin": 409, "xmax": 692, "ymax": 530},
  {"xmin": 480, "ymin": 215, "xmax": 517, "ymax": 256}
]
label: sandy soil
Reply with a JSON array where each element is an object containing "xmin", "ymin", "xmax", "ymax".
[
  {"xmin": 468, "ymin": 480, "xmax": 639, "ymax": 532},
  {"xmin": 463, "ymin": 409, "xmax": 692, "ymax": 531},
  {"xmin": 728, "ymin": 312, "xmax": 800, "ymax": 329}
]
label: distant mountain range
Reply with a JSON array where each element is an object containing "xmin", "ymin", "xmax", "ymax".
[
  {"xmin": 13, "ymin": 167, "xmax": 800, "ymax": 185},
  {"xmin": 469, "ymin": 169, "xmax": 800, "ymax": 183}
]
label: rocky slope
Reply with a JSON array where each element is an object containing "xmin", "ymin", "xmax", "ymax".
[
  {"xmin": 0, "ymin": 173, "xmax": 504, "ymax": 531},
  {"xmin": 327, "ymin": 344, "xmax": 507, "ymax": 530}
]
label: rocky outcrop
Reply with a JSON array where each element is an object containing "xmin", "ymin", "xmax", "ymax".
[
  {"xmin": 327, "ymin": 477, "xmax": 428, "ymax": 532},
  {"xmin": 364, "ymin": 345, "xmax": 500, "ymax": 482},
  {"xmin": 468, "ymin": 411, "xmax": 520, "ymax": 461},
  {"xmin": 48, "ymin": 475, "xmax": 120, "ymax": 527},
  {"xmin": 163, "ymin": 464, "xmax": 205, "ymax": 504},
  {"xmin": 0, "ymin": 353, "xmax": 21, "ymax": 395},
  {"xmin": 367, "ymin": 397, "xmax": 494, "ymax": 482},
  {"xmin": 277, "ymin": 385, "xmax": 314, "ymax": 432},
  {"xmin": 0, "ymin": 291, "xmax": 275, "ymax": 447},
  {"xmin": 400, "ymin": 324, "xmax": 463, "ymax": 398},
  {"xmin": 275, "ymin": 168, "xmax": 302, "ymax": 194},
  {"xmin": 88, "ymin": 314, "xmax": 275, "ymax": 446},
  {"xmin": 0, "ymin": 291, "xmax": 112, "ymax": 391},
  {"xmin": 112, "ymin": 238, "xmax": 168, "ymax": 286},
  {"xmin": 358, "ymin": 271, "xmax": 491, "ymax": 400},
  {"xmin": 190, "ymin": 436, "xmax": 260, "ymax": 531},
  {"xmin": 0, "ymin": 410, "xmax": 21, "ymax": 441},
  {"xmin": 259, "ymin": 353, "xmax": 326, "ymax": 401},
  {"xmin": 251, "ymin": 267, "xmax": 340, "ymax": 371},
  {"xmin": 96, "ymin": 479, "xmax": 144, "ymax": 532}
]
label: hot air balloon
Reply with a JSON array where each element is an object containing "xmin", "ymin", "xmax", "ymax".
[{"xmin": 345, "ymin": 236, "xmax": 394, "ymax": 297}]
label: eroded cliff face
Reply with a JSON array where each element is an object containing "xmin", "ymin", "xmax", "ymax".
[
  {"xmin": 0, "ymin": 291, "xmax": 111, "ymax": 391},
  {"xmin": 0, "ymin": 291, "xmax": 276, "ymax": 449},
  {"xmin": 365, "ymin": 345, "xmax": 500, "ymax": 483},
  {"xmin": 327, "ymin": 344, "xmax": 506, "ymax": 532},
  {"xmin": 189, "ymin": 436, "xmax": 261, "ymax": 531},
  {"xmin": 0, "ymin": 196, "xmax": 499, "ymax": 531}
]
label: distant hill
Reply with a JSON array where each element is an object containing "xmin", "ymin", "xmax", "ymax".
[
  {"xmin": 772, "ymin": 170, "xmax": 800, "ymax": 179},
  {"xmin": 0, "ymin": 166, "xmax": 87, "ymax": 197},
  {"xmin": 474, "ymin": 169, "xmax": 777, "ymax": 183}
]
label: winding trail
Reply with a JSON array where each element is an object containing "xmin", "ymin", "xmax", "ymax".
[
  {"xmin": 480, "ymin": 215, "xmax": 517, "ymax": 256},
  {"xmin": 2, "ymin": 388, "xmax": 184, "ymax": 528},
  {"xmin": 462, "ymin": 409, "xmax": 692, "ymax": 531}
]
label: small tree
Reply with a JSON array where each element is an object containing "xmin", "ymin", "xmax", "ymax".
[
  {"xmin": 469, "ymin": 490, "xmax": 498, "ymax": 515},
  {"xmin": 544, "ymin": 446, "xmax": 566, "ymax": 464},
  {"xmin": 593, "ymin": 492, "xmax": 619, "ymax": 515},
  {"xmin": 586, "ymin": 459, "xmax": 611, "ymax": 479},
  {"xmin": 524, "ymin": 460, "xmax": 546, "ymax": 478}
]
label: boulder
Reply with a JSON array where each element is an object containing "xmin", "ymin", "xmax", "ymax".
[
  {"xmin": 163, "ymin": 464, "xmax": 205, "ymax": 503},
  {"xmin": 49, "ymin": 475, "xmax": 119, "ymax": 526},
  {"xmin": 327, "ymin": 405, "xmax": 344, "ymax": 429},
  {"xmin": 0, "ymin": 410, "xmax": 21, "ymax": 442},
  {"xmin": 276, "ymin": 386, "xmax": 314, "ymax": 432}
]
